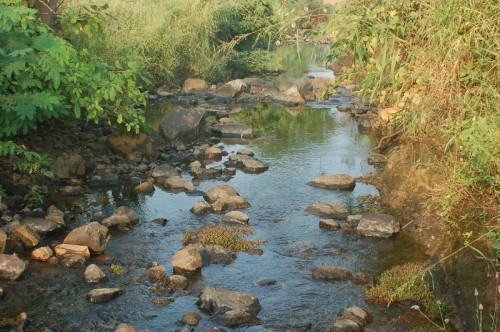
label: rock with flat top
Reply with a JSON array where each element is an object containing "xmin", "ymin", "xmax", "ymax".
[
  {"xmin": 86, "ymin": 288, "xmax": 123, "ymax": 303},
  {"xmin": 204, "ymin": 185, "xmax": 239, "ymax": 203},
  {"xmin": 12, "ymin": 225, "xmax": 39, "ymax": 248},
  {"xmin": 102, "ymin": 206, "xmax": 139, "ymax": 229},
  {"xmin": 159, "ymin": 108, "xmax": 207, "ymax": 147},
  {"xmin": 357, "ymin": 213, "xmax": 400, "ymax": 238},
  {"xmin": 54, "ymin": 244, "xmax": 90, "ymax": 258},
  {"xmin": 182, "ymin": 78, "xmax": 208, "ymax": 93},
  {"xmin": 22, "ymin": 217, "xmax": 62, "ymax": 234},
  {"xmin": 152, "ymin": 164, "xmax": 178, "ymax": 179},
  {"xmin": 223, "ymin": 211, "xmax": 250, "ymax": 225},
  {"xmin": 63, "ymin": 222, "xmax": 109, "ymax": 254},
  {"xmin": 308, "ymin": 174, "xmax": 355, "ymax": 190},
  {"xmin": 319, "ymin": 219, "xmax": 341, "ymax": 230},
  {"xmin": 312, "ymin": 266, "xmax": 352, "ymax": 281},
  {"xmin": 213, "ymin": 79, "xmax": 248, "ymax": 98},
  {"xmin": 157, "ymin": 176, "xmax": 195, "ymax": 192},
  {"xmin": 211, "ymin": 196, "xmax": 251, "ymax": 214},
  {"xmin": 305, "ymin": 202, "xmax": 349, "ymax": 220},
  {"xmin": 31, "ymin": 247, "xmax": 53, "ymax": 261}
]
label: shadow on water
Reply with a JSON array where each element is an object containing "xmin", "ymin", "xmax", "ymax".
[{"xmin": 0, "ymin": 44, "xmax": 433, "ymax": 331}]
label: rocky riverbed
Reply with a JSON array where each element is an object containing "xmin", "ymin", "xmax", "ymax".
[{"xmin": 0, "ymin": 45, "xmax": 436, "ymax": 331}]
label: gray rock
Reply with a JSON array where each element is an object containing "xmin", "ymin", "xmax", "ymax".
[
  {"xmin": 357, "ymin": 213, "xmax": 400, "ymax": 238},
  {"xmin": 151, "ymin": 164, "xmax": 178, "ymax": 179},
  {"xmin": 46, "ymin": 205, "xmax": 65, "ymax": 226},
  {"xmin": 50, "ymin": 153, "xmax": 85, "ymax": 179},
  {"xmin": 134, "ymin": 182, "xmax": 155, "ymax": 194},
  {"xmin": 305, "ymin": 202, "xmax": 349, "ymax": 220},
  {"xmin": 223, "ymin": 211, "xmax": 250, "ymax": 225},
  {"xmin": 183, "ymin": 312, "xmax": 202, "ymax": 326},
  {"xmin": 142, "ymin": 265, "xmax": 166, "ymax": 282},
  {"xmin": 190, "ymin": 201, "xmax": 212, "ymax": 215},
  {"xmin": 308, "ymin": 174, "xmax": 356, "ymax": 190},
  {"xmin": 329, "ymin": 319, "xmax": 362, "ymax": 332},
  {"xmin": 258, "ymin": 279, "xmax": 277, "ymax": 286},
  {"xmin": 0, "ymin": 254, "xmax": 27, "ymax": 280},
  {"xmin": 346, "ymin": 215, "xmax": 363, "ymax": 228},
  {"xmin": 213, "ymin": 79, "xmax": 248, "ymax": 98},
  {"xmin": 319, "ymin": 219, "xmax": 341, "ymax": 230},
  {"xmin": 89, "ymin": 172, "xmax": 119, "ymax": 187},
  {"xmin": 151, "ymin": 217, "xmax": 167, "ymax": 226},
  {"xmin": 227, "ymin": 154, "xmax": 268, "ymax": 173},
  {"xmin": 22, "ymin": 217, "xmax": 61, "ymax": 234},
  {"xmin": 167, "ymin": 274, "xmax": 189, "ymax": 290},
  {"xmin": 197, "ymin": 287, "xmax": 261, "ymax": 325},
  {"xmin": 213, "ymin": 124, "xmax": 253, "ymax": 139},
  {"xmin": 337, "ymin": 306, "xmax": 372, "ymax": 327},
  {"xmin": 102, "ymin": 206, "xmax": 140, "ymax": 229},
  {"xmin": 171, "ymin": 245, "xmax": 202, "ymax": 273},
  {"xmin": 204, "ymin": 185, "xmax": 239, "ymax": 203},
  {"xmin": 199, "ymin": 244, "xmax": 236, "ymax": 266},
  {"xmin": 59, "ymin": 254, "xmax": 86, "ymax": 268},
  {"xmin": 237, "ymin": 148, "xmax": 254, "ymax": 157},
  {"xmin": 60, "ymin": 185, "xmax": 83, "ymax": 197},
  {"xmin": 211, "ymin": 196, "xmax": 251, "ymax": 214},
  {"xmin": 157, "ymin": 176, "xmax": 195, "ymax": 192},
  {"xmin": 312, "ymin": 266, "xmax": 352, "ymax": 281},
  {"xmin": 63, "ymin": 222, "xmax": 110, "ymax": 254},
  {"xmin": 86, "ymin": 288, "xmax": 123, "ymax": 303},
  {"xmin": 84, "ymin": 264, "xmax": 107, "ymax": 283},
  {"xmin": 159, "ymin": 108, "xmax": 207, "ymax": 147},
  {"xmin": 12, "ymin": 225, "xmax": 39, "ymax": 247}
]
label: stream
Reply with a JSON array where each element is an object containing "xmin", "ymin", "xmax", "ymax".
[{"xmin": 0, "ymin": 45, "xmax": 433, "ymax": 331}]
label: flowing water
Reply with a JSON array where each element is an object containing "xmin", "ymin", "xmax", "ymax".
[{"xmin": 0, "ymin": 45, "xmax": 431, "ymax": 331}]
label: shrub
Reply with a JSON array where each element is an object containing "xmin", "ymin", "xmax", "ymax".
[{"xmin": 0, "ymin": 0, "xmax": 146, "ymax": 139}]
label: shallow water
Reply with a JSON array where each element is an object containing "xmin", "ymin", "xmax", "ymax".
[{"xmin": 0, "ymin": 45, "xmax": 431, "ymax": 331}]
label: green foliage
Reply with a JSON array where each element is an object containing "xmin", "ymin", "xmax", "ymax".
[
  {"xmin": 0, "ymin": 0, "xmax": 147, "ymax": 139},
  {"xmin": 24, "ymin": 184, "xmax": 43, "ymax": 205},
  {"xmin": 182, "ymin": 225, "xmax": 260, "ymax": 252},
  {"xmin": 0, "ymin": 141, "xmax": 52, "ymax": 176},
  {"xmin": 366, "ymin": 263, "xmax": 442, "ymax": 316}
]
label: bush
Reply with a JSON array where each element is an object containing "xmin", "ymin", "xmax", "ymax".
[{"xmin": 0, "ymin": 0, "xmax": 146, "ymax": 138}]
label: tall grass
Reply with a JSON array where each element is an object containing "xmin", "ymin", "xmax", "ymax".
[
  {"xmin": 64, "ymin": 0, "xmax": 265, "ymax": 84},
  {"xmin": 327, "ymin": 0, "xmax": 499, "ymax": 200}
]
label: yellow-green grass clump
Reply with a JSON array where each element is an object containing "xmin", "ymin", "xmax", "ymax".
[{"xmin": 183, "ymin": 225, "xmax": 260, "ymax": 252}]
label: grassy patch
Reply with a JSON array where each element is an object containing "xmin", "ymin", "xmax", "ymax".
[
  {"xmin": 366, "ymin": 263, "xmax": 445, "ymax": 316},
  {"xmin": 182, "ymin": 225, "xmax": 260, "ymax": 252}
]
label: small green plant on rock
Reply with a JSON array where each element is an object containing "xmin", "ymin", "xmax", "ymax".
[
  {"xmin": 182, "ymin": 224, "xmax": 260, "ymax": 252},
  {"xmin": 24, "ymin": 184, "xmax": 43, "ymax": 205}
]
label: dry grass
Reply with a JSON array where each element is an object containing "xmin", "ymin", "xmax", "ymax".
[{"xmin": 182, "ymin": 224, "xmax": 260, "ymax": 252}]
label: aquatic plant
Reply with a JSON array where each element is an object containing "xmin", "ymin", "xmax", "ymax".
[
  {"xmin": 109, "ymin": 264, "xmax": 125, "ymax": 276},
  {"xmin": 182, "ymin": 225, "xmax": 260, "ymax": 252}
]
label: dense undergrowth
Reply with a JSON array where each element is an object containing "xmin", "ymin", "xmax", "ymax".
[
  {"xmin": 326, "ymin": 0, "xmax": 499, "ymax": 254},
  {"xmin": 325, "ymin": 0, "xmax": 498, "ymax": 329}
]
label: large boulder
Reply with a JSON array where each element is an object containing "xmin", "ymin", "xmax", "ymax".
[
  {"xmin": 159, "ymin": 108, "xmax": 207, "ymax": 147},
  {"xmin": 305, "ymin": 202, "xmax": 349, "ymax": 220},
  {"xmin": 50, "ymin": 153, "xmax": 85, "ymax": 179},
  {"xmin": 308, "ymin": 174, "xmax": 356, "ymax": 190},
  {"xmin": 0, "ymin": 254, "xmax": 27, "ymax": 280},
  {"xmin": 197, "ymin": 287, "xmax": 261, "ymax": 326},
  {"xmin": 213, "ymin": 79, "xmax": 249, "ymax": 98},
  {"xmin": 171, "ymin": 245, "xmax": 202, "ymax": 273},
  {"xmin": 356, "ymin": 213, "xmax": 400, "ymax": 238},
  {"xmin": 312, "ymin": 266, "xmax": 352, "ymax": 281},
  {"xmin": 102, "ymin": 206, "xmax": 140, "ymax": 230},
  {"xmin": 63, "ymin": 222, "xmax": 110, "ymax": 254},
  {"xmin": 182, "ymin": 78, "xmax": 208, "ymax": 93},
  {"xmin": 107, "ymin": 132, "xmax": 155, "ymax": 158}
]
